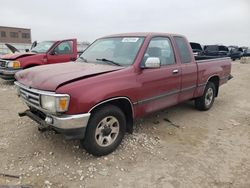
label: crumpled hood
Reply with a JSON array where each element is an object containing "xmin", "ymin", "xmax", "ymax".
[
  {"xmin": 15, "ymin": 62, "xmax": 124, "ymax": 91},
  {"xmin": 1, "ymin": 53, "xmax": 36, "ymax": 60}
]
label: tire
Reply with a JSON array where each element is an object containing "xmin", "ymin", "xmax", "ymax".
[
  {"xmin": 82, "ymin": 105, "xmax": 126, "ymax": 156},
  {"xmin": 195, "ymin": 82, "xmax": 216, "ymax": 111}
]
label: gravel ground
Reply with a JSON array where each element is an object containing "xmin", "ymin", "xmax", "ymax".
[{"xmin": 0, "ymin": 60, "xmax": 249, "ymax": 188}]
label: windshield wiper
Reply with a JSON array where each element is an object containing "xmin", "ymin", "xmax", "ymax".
[
  {"xmin": 96, "ymin": 58, "xmax": 121, "ymax": 66},
  {"xmin": 31, "ymin": 50, "xmax": 38, "ymax": 53},
  {"xmin": 79, "ymin": 56, "xmax": 88, "ymax": 62}
]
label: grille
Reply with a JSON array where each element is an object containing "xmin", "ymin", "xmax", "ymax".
[
  {"xmin": 0, "ymin": 60, "xmax": 7, "ymax": 68},
  {"xmin": 19, "ymin": 87, "xmax": 40, "ymax": 107}
]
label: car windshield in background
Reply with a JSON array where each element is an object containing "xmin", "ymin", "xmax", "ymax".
[
  {"xmin": 190, "ymin": 43, "xmax": 202, "ymax": 51},
  {"xmin": 79, "ymin": 37, "xmax": 145, "ymax": 66},
  {"xmin": 31, "ymin": 41, "xmax": 54, "ymax": 53},
  {"xmin": 218, "ymin": 46, "xmax": 228, "ymax": 51},
  {"xmin": 205, "ymin": 45, "xmax": 218, "ymax": 51}
]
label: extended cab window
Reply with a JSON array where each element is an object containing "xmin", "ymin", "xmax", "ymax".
[
  {"xmin": 144, "ymin": 37, "xmax": 175, "ymax": 66},
  {"xmin": 54, "ymin": 41, "xmax": 73, "ymax": 54},
  {"xmin": 174, "ymin": 36, "xmax": 192, "ymax": 63},
  {"xmin": 79, "ymin": 37, "xmax": 144, "ymax": 66}
]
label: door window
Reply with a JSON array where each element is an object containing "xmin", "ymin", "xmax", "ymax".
[
  {"xmin": 143, "ymin": 37, "xmax": 175, "ymax": 66},
  {"xmin": 54, "ymin": 41, "xmax": 73, "ymax": 54}
]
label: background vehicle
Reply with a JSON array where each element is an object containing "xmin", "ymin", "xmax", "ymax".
[
  {"xmin": 0, "ymin": 39, "xmax": 78, "ymax": 80},
  {"xmin": 203, "ymin": 45, "xmax": 229, "ymax": 57},
  {"xmin": 15, "ymin": 33, "xmax": 232, "ymax": 156},
  {"xmin": 190, "ymin": 42, "xmax": 203, "ymax": 56},
  {"xmin": 243, "ymin": 48, "xmax": 250, "ymax": 57},
  {"xmin": 228, "ymin": 46, "xmax": 243, "ymax": 60}
]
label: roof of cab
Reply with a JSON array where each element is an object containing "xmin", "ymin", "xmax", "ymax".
[{"xmin": 101, "ymin": 32, "xmax": 185, "ymax": 39}]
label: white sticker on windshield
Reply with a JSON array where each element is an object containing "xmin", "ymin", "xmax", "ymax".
[{"xmin": 122, "ymin": 38, "xmax": 139, "ymax": 42}]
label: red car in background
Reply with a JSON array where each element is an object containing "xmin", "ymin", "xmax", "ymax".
[{"xmin": 0, "ymin": 39, "xmax": 77, "ymax": 80}]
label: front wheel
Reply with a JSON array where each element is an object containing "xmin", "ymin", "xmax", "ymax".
[
  {"xmin": 195, "ymin": 82, "xmax": 216, "ymax": 111},
  {"xmin": 82, "ymin": 105, "xmax": 126, "ymax": 156}
]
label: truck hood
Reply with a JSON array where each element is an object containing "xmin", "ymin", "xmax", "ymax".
[
  {"xmin": 15, "ymin": 62, "xmax": 124, "ymax": 91},
  {"xmin": 5, "ymin": 43, "xmax": 20, "ymax": 53},
  {"xmin": 1, "ymin": 52, "xmax": 36, "ymax": 60}
]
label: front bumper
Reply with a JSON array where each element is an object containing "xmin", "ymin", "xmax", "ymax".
[
  {"xmin": 0, "ymin": 68, "xmax": 22, "ymax": 80},
  {"xmin": 19, "ymin": 109, "xmax": 91, "ymax": 140}
]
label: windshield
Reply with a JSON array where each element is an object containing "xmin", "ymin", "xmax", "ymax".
[
  {"xmin": 190, "ymin": 43, "xmax": 202, "ymax": 51},
  {"xmin": 31, "ymin": 41, "xmax": 54, "ymax": 53},
  {"xmin": 206, "ymin": 45, "xmax": 218, "ymax": 51},
  {"xmin": 218, "ymin": 46, "xmax": 229, "ymax": 51},
  {"xmin": 79, "ymin": 37, "xmax": 145, "ymax": 66}
]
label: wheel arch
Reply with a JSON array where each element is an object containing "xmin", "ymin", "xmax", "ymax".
[
  {"xmin": 88, "ymin": 97, "xmax": 134, "ymax": 134},
  {"xmin": 207, "ymin": 75, "xmax": 220, "ymax": 97}
]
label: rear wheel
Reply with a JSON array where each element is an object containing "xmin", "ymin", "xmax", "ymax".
[
  {"xmin": 195, "ymin": 82, "xmax": 216, "ymax": 111},
  {"xmin": 82, "ymin": 105, "xmax": 126, "ymax": 156}
]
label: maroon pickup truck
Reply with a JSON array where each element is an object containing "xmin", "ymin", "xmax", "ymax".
[
  {"xmin": 0, "ymin": 39, "xmax": 77, "ymax": 80},
  {"xmin": 14, "ymin": 33, "xmax": 232, "ymax": 156}
]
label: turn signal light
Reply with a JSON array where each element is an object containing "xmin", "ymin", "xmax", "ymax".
[{"xmin": 58, "ymin": 97, "xmax": 68, "ymax": 112}]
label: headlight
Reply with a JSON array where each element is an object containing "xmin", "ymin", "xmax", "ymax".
[
  {"xmin": 40, "ymin": 94, "xmax": 70, "ymax": 113},
  {"xmin": 7, "ymin": 61, "xmax": 21, "ymax": 69}
]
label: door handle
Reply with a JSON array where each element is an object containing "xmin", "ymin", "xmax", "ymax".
[{"xmin": 172, "ymin": 69, "xmax": 179, "ymax": 74}]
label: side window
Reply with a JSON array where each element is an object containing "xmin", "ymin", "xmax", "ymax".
[
  {"xmin": 54, "ymin": 41, "xmax": 73, "ymax": 55},
  {"xmin": 1, "ymin": 31, "xmax": 6, "ymax": 38},
  {"xmin": 174, "ymin": 36, "xmax": 192, "ymax": 63},
  {"xmin": 143, "ymin": 37, "xmax": 175, "ymax": 66}
]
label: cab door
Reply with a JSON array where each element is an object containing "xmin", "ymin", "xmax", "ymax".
[
  {"xmin": 136, "ymin": 37, "xmax": 181, "ymax": 115},
  {"xmin": 173, "ymin": 36, "xmax": 198, "ymax": 102},
  {"xmin": 46, "ymin": 39, "xmax": 77, "ymax": 64}
]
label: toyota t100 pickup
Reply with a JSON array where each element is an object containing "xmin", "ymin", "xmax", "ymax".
[
  {"xmin": 14, "ymin": 33, "xmax": 232, "ymax": 156},
  {"xmin": 0, "ymin": 39, "xmax": 77, "ymax": 80}
]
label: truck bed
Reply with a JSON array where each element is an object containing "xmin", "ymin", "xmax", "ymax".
[{"xmin": 196, "ymin": 57, "xmax": 231, "ymax": 92}]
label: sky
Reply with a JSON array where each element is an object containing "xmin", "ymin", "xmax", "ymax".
[{"xmin": 0, "ymin": 0, "xmax": 249, "ymax": 46}]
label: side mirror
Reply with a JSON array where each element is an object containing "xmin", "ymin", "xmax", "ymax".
[
  {"xmin": 144, "ymin": 57, "xmax": 160, "ymax": 68},
  {"xmin": 25, "ymin": 49, "xmax": 29, "ymax": 52}
]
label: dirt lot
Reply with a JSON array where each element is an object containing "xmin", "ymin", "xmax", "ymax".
[{"xmin": 0, "ymin": 60, "xmax": 249, "ymax": 188}]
